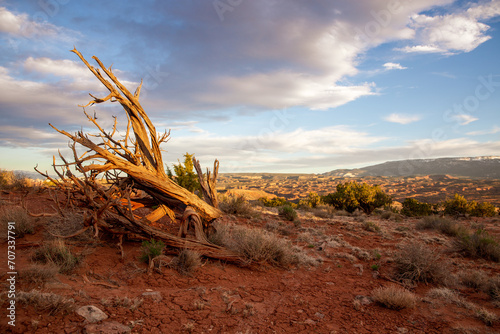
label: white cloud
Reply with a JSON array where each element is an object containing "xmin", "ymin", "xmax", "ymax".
[
  {"xmin": 466, "ymin": 125, "xmax": 500, "ymax": 136},
  {"xmin": 0, "ymin": 6, "xmax": 65, "ymax": 38},
  {"xmin": 398, "ymin": 1, "xmax": 500, "ymax": 54},
  {"xmin": 383, "ymin": 62, "xmax": 407, "ymax": 70},
  {"xmin": 452, "ymin": 114, "xmax": 478, "ymax": 125},
  {"xmin": 384, "ymin": 113, "xmax": 421, "ymax": 124}
]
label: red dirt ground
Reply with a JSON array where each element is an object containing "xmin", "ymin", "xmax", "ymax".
[{"xmin": 1, "ymin": 190, "xmax": 499, "ymax": 333}]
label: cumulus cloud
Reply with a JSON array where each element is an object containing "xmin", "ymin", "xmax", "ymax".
[
  {"xmin": 383, "ymin": 62, "xmax": 407, "ymax": 70},
  {"xmin": 384, "ymin": 113, "xmax": 421, "ymax": 124},
  {"xmin": 0, "ymin": 6, "xmax": 75, "ymax": 39},
  {"xmin": 398, "ymin": 0, "xmax": 500, "ymax": 54}
]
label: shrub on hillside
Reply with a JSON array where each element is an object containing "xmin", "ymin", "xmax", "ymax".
[
  {"xmin": 455, "ymin": 229, "xmax": 500, "ymax": 262},
  {"xmin": 371, "ymin": 286, "xmax": 417, "ymax": 310},
  {"xmin": 443, "ymin": 194, "xmax": 497, "ymax": 217},
  {"xmin": 393, "ymin": 242, "xmax": 450, "ymax": 285},
  {"xmin": 0, "ymin": 206, "xmax": 34, "ymax": 241},
  {"xmin": 258, "ymin": 196, "xmax": 289, "ymax": 207},
  {"xmin": 166, "ymin": 152, "xmax": 201, "ymax": 195},
  {"xmin": 322, "ymin": 181, "xmax": 392, "ymax": 215},
  {"xmin": 401, "ymin": 198, "xmax": 434, "ymax": 217},
  {"xmin": 279, "ymin": 205, "xmax": 298, "ymax": 221},
  {"xmin": 219, "ymin": 195, "xmax": 254, "ymax": 217},
  {"xmin": 416, "ymin": 216, "xmax": 467, "ymax": 237}
]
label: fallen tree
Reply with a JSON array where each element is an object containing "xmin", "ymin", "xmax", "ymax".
[{"xmin": 36, "ymin": 49, "xmax": 240, "ymax": 262}]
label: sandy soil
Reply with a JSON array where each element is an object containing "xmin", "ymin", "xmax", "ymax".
[{"xmin": 1, "ymin": 190, "xmax": 499, "ymax": 333}]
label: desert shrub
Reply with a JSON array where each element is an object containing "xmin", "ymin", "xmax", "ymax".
[
  {"xmin": 258, "ymin": 196, "xmax": 289, "ymax": 207},
  {"xmin": 140, "ymin": 239, "xmax": 165, "ymax": 263},
  {"xmin": 401, "ymin": 198, "xmax": 434, "ymax": 217},
  {"xmin": 171, "ymin": 249, "xmax": 201, "ymax": 276},
  {"xmin": 443, "ymin": 194, "xmax": 469, "ymax": 216},
  {"xmin": 298, "ymin": 192, "xmax": 322, "ymax": 209},
  {"xmin": 393, "ymin": 242, "xmax": 450, "ymax": 285},
  {"xmin": 362, "ymin": 221, "xmax": 380, "ymax": 232},
  {"xmin": 371, "ymin": 286, "xmax": 417, "ymax": 310},
  {"xmin": 0, "ymin": 206, "xmax": 34, "ymax": 241},
  {"xmin": 322, "ymin": 182, "xmax": 392, "ymax": 215},
  {"xmin": 31, "ymin": 239, "xmax": 79, "ymax": 273},
  {"xmin": 426, "ymin": 287, "xmax": 474, "ymax": 309},
  {"xmin": 209, "ymin": 222, "xmax": 317, "ymax": 267},
  {"xmin": 416, "ymin": 216, "xmax": 467, "ymax": 237},
  {"xmin": 219, "ymin": 195, "xmax": 254, "ymax": 217},
  {"xmin": 483, "ymin": 277, "xmax": 500, "ymax": 303},
  {"xmin": 0, "ymin": 169, "xmax": 32, "ymax": 190},
  {"xmin": 16, "ymin": 290, "xmax": 74, "ymax": 315},
  {"xmin": 469, "ymin": 201, "xmax": 497, "ymax": 217},
  {"xmin": 455, "ymin": 229, "xmax": 500, "ymax": 262},
  {"xmin": 166, "ymin": 152, "xmax": 201, "ymax": 195},
  {"xmin": 279, "ymin": 205, "xmax": 298, "ymax": 221},
  {"xmin": 475, "ymin": 308, "xmax": 498, "ymax": 326},
  {"xmin": 458, "ymin": 270, "xmax": 489, "ymax": 290},
  {"xmin": 20, "ymin": 264, "xmax": 59, "ymax": 285},
  {"xmin": 443, "ymin": 194, "xmax": 497, "ymax": 217}
]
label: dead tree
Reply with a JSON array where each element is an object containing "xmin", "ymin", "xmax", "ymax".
[{"xmin": 36, "ymin": 49, "xmax": 239, "ymax": 262}]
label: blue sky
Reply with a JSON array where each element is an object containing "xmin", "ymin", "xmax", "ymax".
[{"xmin": 0, "ymin": 0, "xmax": 499, "ymax": 174}]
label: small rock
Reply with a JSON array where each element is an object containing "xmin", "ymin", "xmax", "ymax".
[
  {"xmin": 142, "ymin": 291, "xmax": 162, "ymax": 302},
  {"xmin": 315, "ymin": 312, "xmax": 325, "ymax": 319},
  {"xmin": 304, "ymin": 319, "xmax": 316, "ymax": 325},
  {"xmin": 84, "ymin": 321, "xmax": 131, "ymax": 334},
  {"xmin": 354, "ymin": 295, "xmax": 372, "ymax": 305},
  {"xmin": 76, "ymin": 305, "xmax": 108, "ymax": 323}
]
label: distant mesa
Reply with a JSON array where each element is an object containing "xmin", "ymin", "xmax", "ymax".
[{"xmin": 324, "ymin": 156, "xmax": 500, "ymax": 179}]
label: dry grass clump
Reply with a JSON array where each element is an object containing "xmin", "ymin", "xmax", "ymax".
[
  {"xmin": 393, "ymin": 242, "xmax": 451, "ymax": 285},
  {"xmin": 101, "ymin": 296, "xmax": 144, "ymax": 311},
  {"xmin": 31, "ymin": 239, "xmax": 79, "ymax": 273},
  {"xmin": 16, "ymin": 290, "xmax": 75, "ymax": 315},
  {"xmin": 371, "ymin": 285, "xmax": 417, "ymax": 310},
  {"xmin": 0, "ymin": 206, "xmax": 34, "ymax": 241},
  {"xmin": 458, "ymin": 270, "xmax": 489, "ymax": 290},
  {"xmin": 171, "ymin": 249, "xmax": 202, "ymax": 276},
  {"xmin": 362, "ymin": 221, "xmax": 380, "ymax": 232},
  {"xmin": 416, "ymin": 216, "xmax": 467, "ymax": 237},
  {"xmin": 20, "ymin": 264, "xmax": 59, "ymax": 285},
  {"xmin": 427, "ymin": 287, "xmax": 498, "ymax": 326},
  {"xmin": 427, "ymin": 288, "xmax": 475, "ymax": 309},
  {"xmin": 454, "ymin": 229, "xmax": 500, "ymax": 262},
  {"xmin": 210, "ymin": 222, "xmax": 317, "ymax": 267},
  {"xmin": 219, "ymin": 195, "xmax": 254, "ymax": 217},
  {"xmin": 483, "ymin": 277, "xmax": 500, "ymax": 305}
]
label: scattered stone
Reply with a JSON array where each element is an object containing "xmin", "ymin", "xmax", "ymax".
[
  {"xmin": 84, "ymin": 321, "xmax": 131, "ymax": 334},
  {"xmin": 142, "ymin": 291, "xmax": 162, "ymax": 302},
  {"xmin": 354, "ymin": 295, "xmax": 372, "ymax": 305},
  {"xmin": 76, "ymin": 305, "xmax": 108, "ymax": 323},
  {"xmin": 315, "ymin": 312, "xmax": 325, "ymax": 319},
  {"xmin": 304, "ymin": 319, "xmax": 316, "ymax": 325}
]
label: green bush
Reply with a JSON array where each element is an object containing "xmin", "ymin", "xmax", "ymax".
[
  {"xmin": 469, "ymin": 201, "xmax": 497, "ymax": 217},
  {"xmin": 455, "ymin": 229, "xmax": 500, "ymax": 262},
  {"xmin": 443, "ymin": 194, "xmax": 497, "ymax": 217},
  {"xmin": 166, "ymin": 152, "xmax": 201, "ymax": 195},
  {"xmin": 401, "ymin": 198, "xmax": 434, "ymax": 217},
  {"xmin": 140, "ymin": 239, "xmax": 165, "ymax": 263},
  {"xmin": 258, "ymin": 197, "xmax": 289, "ymax": 207},
  {"xmin": 322, "ymin": 182, "xmax": 392, "ymax": 215},
  {"xmin": 279, "ymin": 205, "xmax": 298, "ymax": 221}
]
